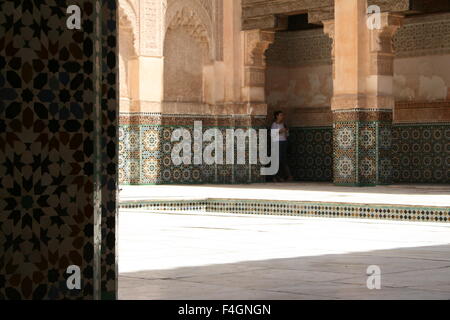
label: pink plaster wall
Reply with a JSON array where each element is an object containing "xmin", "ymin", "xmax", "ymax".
[
  {"xmin": 266, "ymin": 64, "xmax": 333, "ymax": 109},
  {"xmin": 394, "ymin": 55, "xmax": 450, "ymax": 102}
]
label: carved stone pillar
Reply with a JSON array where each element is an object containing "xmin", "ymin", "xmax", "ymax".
[
  {"xmin": 135, "ymin": 0, "xmax": 166, "ymax": 112},
  {"xmin": 241, "ymin": 30, "xmax": 274, "ymax": 182},
  {"xmin": 366, "ymin": 13, "xmax": 403, "ymax": 185},
  {"xmin": 119, "ymin": 0, "xmax": 167, "ymax": 185},
  {"xmin": 332, "ymin": 0, "xmax": 403, "ymax": 186},
  {"xmin": 322, "ymin": 19, "xmax": 335, "ymax": 80},
  {"xmin": 367, "ymin": 13, "xmax": 403, "ymax": 110}
]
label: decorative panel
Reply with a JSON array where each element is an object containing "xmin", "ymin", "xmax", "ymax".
[
  {"xmin": 289, "ymin": 127, "xmax": 333, "ymax": 182},
  {"xmin": 266, "ymin": 29, "xmax": 332, "ymax": 67},
  {"xmin": 392, "ymin": 124, "xmax": 450, "ymax": 184},
  {"xmin": 333, "ymin": 110, "xmax": 394, "ymax": 186},
  {"xmin": 395, "ymin": 13, "xmax": 450, "ymax": 58},
  {"xmin": 118, "ymin": 113, "xmax": 266, "ymax": 185}
]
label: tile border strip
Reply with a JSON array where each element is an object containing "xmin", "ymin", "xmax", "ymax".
[{"xmin": 119, "ymin": 199, "xmax": 450, "ymax": 223}]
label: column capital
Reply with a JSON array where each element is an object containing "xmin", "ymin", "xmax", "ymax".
[
  {"xmin": 243, "ymin": 30, "xmax": 275, "ymax": 67},
  {"xmin": 322, "ymin": 19, "xmax": 335, "ymax": 39},
  {"xmin": 369, "ymin": 13, "xmax": 404, "ymax": 54},
  {"xmin": 368, "ymin": 13, "xmax": 404, "ymax": 82},
  {"xmin": 242, "ymin": 29, "xmax": 274, "ymax": 106}
]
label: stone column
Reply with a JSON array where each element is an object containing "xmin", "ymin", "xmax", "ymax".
[
  {"xmin": 133, "ymin": 0, "xmax": 166, "ymax": 113},
  {"xmin": 242, "ymin": 30, "xmax": 274, "ymax": 182},
  {"xmin": 332, "ymin": 0, "xmax": 403, "ymax": 186},
  {"xmin": 366, "ymin": 13, "xmax": 403, "ymax": 185},
  {"xmin": 119, "ymin": 0, "xmax": 166, "ymax": 186}
]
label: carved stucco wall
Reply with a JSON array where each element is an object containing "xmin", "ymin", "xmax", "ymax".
[
  {"xmin": 164, "ymin": 0, "xmax": 223, "ymax": 61},
  {"xmin": 164, "ymin": 28, "xmax": 206, "ymax": 102},
  {"xmin": 118, "ymin": 0, "xmax": 224, "ymax": 110},
  {"xmin": 163, "ymin": 1, "xmax": 218, "ymax": 104},
  {"xmin": 265, "ymin": 13, "xmax": 450, "ymax": 127},
  {"xmin": 394, "ymin": 13, "xmax": 450, "ymax": 103},
  {"xmin": 117, "ymin": 0, "xmax": 224, "ymax": 60},
  {"xmin": 265, "ymin": 29, "xmax": 333, "ymax": 127},
  {"xmin": 139, "ymin": 0, "xmax": 165, "ymax": 57},
  {"xmin": 121, "ymin": 0, "xmax": 222, "ymax": 59}
]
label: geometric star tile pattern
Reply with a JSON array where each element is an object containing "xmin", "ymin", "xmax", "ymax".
[
  {"xmin": 119, "ymin": 113, "xmax": 449, "ymax": 186},
  {"xmin": 0, "ymin": 0, "xmax": 117, "ymax": 300}
]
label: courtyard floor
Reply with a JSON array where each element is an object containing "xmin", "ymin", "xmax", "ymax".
[{"xmin": 119, "ymin": 209, "xmax": 450, "ymax": 300}]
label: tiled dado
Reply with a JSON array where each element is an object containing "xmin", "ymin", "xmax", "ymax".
[
  {"xmin": 119, "ymin": 113, "xmax": 449, "ymax": 186},
  {"xmin": 119, "ymin": 113, "xmax": 267, "ymax": 185},
  {"xmin": 392, "ymin": 123, "xmax": 450, "ymax": 184},
  {"xmin": 291, "ymin": 121, "xmax": 449, "ymax": 185},
  {"xmin": 333, "ymin": 109, "xmax": 393, "ymax": 186},
  {"xmin": 119, "ymin": 199, "xmax": 450, "ymax": 223},
  {"xmin": 288, "ymin": 127, "xmax": 333, "ymax": 182}
]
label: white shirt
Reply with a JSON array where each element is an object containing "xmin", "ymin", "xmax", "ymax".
[{"xmin": 271, "ymin": 122, "xmax": 288, "ymax": 142}]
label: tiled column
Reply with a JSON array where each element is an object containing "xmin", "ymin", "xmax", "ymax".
[
  {"xmin": 333, "ymin": 109, "xmax": 395, "ymax": 186},
  {"xmin": 119, "ymin": 0, "xmax": 165, "ymax": 185},
  {"xmin": 366, "ymin": 13, "xmax": 403, "ymax": 185},
  {"xmin": 0, "ymin": 1, "xmax": 118, "ymax": 299},
  {"xmin": 332, "ymin": 0, "xmax": 403, "ymax": 186}
]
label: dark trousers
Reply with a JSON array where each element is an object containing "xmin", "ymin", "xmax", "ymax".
[{"xmin": 276, "ymin": 141, "xmax": 292, "ymax": 179}]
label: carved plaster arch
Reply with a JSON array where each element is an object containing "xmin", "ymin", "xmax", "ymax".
[
  {"xmin": 118, "ymin": 0, "xmax": 139, "ymax": 57},
  {"xmin": 164, "ymin": 0, "xmax": 215, "ymax": 61}
]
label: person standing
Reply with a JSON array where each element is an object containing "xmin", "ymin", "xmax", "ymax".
[{"xmin": 271, "ymin": 111, "xmax": 293, "ymax": 182}]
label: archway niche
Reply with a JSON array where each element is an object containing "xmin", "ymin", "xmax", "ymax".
[
  {"xmin": 163, "ymin": 7, "xmax": 214, "ymax": 106},
  {"xmin": 264, "ymin": 20, "xmax": 334, "ymax": 182}
]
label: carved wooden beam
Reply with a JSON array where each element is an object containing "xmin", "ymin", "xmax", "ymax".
[
  {"xmin": 308, "ymin": 0, "xmax": 411, "ymax": 25},
  {"xmin": 242, "ymin": 0, "xmax": 333, "ymax": 19},
  {"xmin": 242, "ymin": 15, "xmax": 288, "ymax": 31},
  {"xmin": 409, "ymin": 0, "xmax": 450, "ymax": 13},
  {"xmin": 243, "ymin": 0, "xmax": 450, "ymax": 30},
  {"xmin": 308, "ymin": 0, "xmax": 450, "ymax": 25},
  {"xmin": 308, "ymin": 7, "xmax": 334, "ymax": 25}
]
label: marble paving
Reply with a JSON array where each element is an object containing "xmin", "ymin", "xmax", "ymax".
[{"xmin": 119, "ymin": 210, "xmax": 450, "ymax": 300}]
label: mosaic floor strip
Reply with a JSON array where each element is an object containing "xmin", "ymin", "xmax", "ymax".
[{"xmin": 119, "ymin": 199, "xmax": 449, "ymax": 223}]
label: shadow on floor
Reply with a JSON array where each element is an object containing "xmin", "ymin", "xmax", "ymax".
[{"xmin": 119, "ymin": 244, "xmax": 450, "ymax": 300}]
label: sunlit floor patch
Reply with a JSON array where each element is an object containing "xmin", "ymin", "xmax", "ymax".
[{"xmin": 120, "ymin": 183, "xmax": 450, "ymax": 206}]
